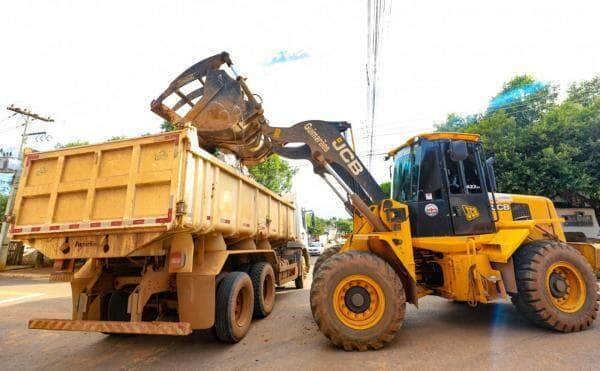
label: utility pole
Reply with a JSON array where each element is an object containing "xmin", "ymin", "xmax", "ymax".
[{"xmin": 0, "ymin": 105, "xmax": 53, "ymax": 270}]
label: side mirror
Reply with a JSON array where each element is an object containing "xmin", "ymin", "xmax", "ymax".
[
  {"xmin": 449, "ymin": 140, "xmax": 468, "ymax": 162},
  {"xmin": 485, "ymin": 157, "xmax": 497, "ymax": 192}
]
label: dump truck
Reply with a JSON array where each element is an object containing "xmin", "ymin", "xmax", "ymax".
[
  {"xmin": 151, "ymin": 52, "xmax": 600, "ymax": 350},
  {"xmin": 9, "ymin": 126, "xmax": 308, "ymax": 342}
]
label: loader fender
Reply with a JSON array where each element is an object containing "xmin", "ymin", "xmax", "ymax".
[
  {"xmin": 568, "ymin": 242, "xmax": 600, "ymax": 270},
  {"xmin": 344, "ymin": 232, "xmax": 418, "ymax": 305}
]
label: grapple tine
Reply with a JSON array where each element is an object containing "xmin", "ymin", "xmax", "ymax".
[{"xmin": 151, "ymin": 51, "xmax": 273, "ymax": 165}]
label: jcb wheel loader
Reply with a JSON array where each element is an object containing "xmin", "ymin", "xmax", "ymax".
[{"xmin": 152, "ymin": 52, "xmax": 600, "ymax": 350}]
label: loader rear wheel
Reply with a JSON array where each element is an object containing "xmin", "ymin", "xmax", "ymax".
[
  {"xmin": 215, "ymin": 272, "xmax": 254, "ymax": 343},
  {"xmin": 249, "ymin": 262, "xmax": 276, "ymax": 318},
  {"xmin": 310, "ymin": 251, "xmax": 405, "ymax": 351},
  {"xmin": 512, "ymin": 240, "xmax": 598, "ymax": 332},
  {"xmin": 313, "ymin": 245, "xmax": 341, "ymax": 275}
]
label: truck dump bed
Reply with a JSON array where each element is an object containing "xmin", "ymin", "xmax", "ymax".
[{"xmin": 10, "ymin": 126, "xmax": 297, "ymax": 259}]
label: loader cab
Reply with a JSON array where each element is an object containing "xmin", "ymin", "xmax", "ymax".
[{"xmin": 390, "ymin": 133, "xmax": 496, "ymax": 237}]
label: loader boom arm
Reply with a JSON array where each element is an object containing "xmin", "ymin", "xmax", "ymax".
[
  {"xmin": 264, "ymin": 120, "xmax": 386, "ymax": 207},
  {"xmin": 151, "ymin": 52, "xmax": 387, "ymax": 227}
]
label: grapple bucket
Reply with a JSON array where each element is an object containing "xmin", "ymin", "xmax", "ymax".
[{"xmin": 151, "ymin": 52, "xmax": 272, "ymax": 165}]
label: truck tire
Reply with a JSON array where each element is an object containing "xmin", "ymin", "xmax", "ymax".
[
  {"xmin": 512, "ymin": 240, "xmax": 599, "ymax": 332},
  {"xmin": 249, "ymin": 262, "xmax": 276, "ymax": 318},
  {"xmin": 310, "ymin": 251, "xmax": 406, "ymax": 351},
  {"xmin": 294, "ymin": 251, "xmax": 305, "ymax": 289},
  {"xmin": 215, "ymin": 272, "xmax": 255, "ymax": 343},
  {"xmin": 106, "ymin": 290, "xmax": 131, "ymax": 322},
  {"xmin": 313, "ymin": 245, "xmax": 341, "ymax": 275}
]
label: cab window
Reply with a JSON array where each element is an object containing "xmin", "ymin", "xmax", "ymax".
[
  {"xmin": 392, "ymin": 147, "xmax": 411, "ymax": 202},
  {"xmin": 444, "ymin": 141, "xmax": 485, "ymax": 195},
  {"xmin": 444, "ymin": 148, "xmax": 463, "ymax": 194},
  {"xmin": 463, "ymin": 145, "xmax": 482, "ymax": 193},
  {"xmin": 416, "ymin": 142, "xmax": 443, "ymax": 201},
  {"xmin": 393, "ymin": 141, "xmax": 444, "ymax": 202}
]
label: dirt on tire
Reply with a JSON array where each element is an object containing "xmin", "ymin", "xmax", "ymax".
[
  {"xmin": 249, "ymin": 262, "xmax": 276, "ymax": 318},
  {"xmin": 310, "ymin": 250, "xmax": 406, "ymax": 351},
  {"xmin": 512, "ymin": 240, "xmax": 599, "ymax": 332},
  {"xmin": 313, "ymin": 245, "xmax": 341, "ymax": 275},
  {"xmin": 215, "ymin": 272, "xmax": 254, "ymax": 342}
]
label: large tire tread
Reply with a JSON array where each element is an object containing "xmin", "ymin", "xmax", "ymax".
[
  {"xmin": 512, "ymin": 240, "xmax": 598, "ymax": 332},
  {"xmin": 310, "ymin": 250, "xmax": 405, "ymax": 351},
  {"xmin": 313, "ymin": 245, "xmax": 342, "ymax": 275},
  {"xmin": 215, "ymin": 272, "xmax": 254, "ymax": 343},
  {"xmin": 249, "ymin": 262, "xmax": 276, "ymax": 318}
]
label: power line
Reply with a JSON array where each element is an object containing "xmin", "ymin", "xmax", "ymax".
[
  {"xmin": 6, "ymin": 105, "xmax": 54, "ymax": 122},
  {"xmin": 0, "ymin": 123, "xmax": 24, "ymax": 135},
  {"xmin": 0, "ymin": 112, "xmax": 17, "ymax": 125},
  {"xmin": 365, "ymin": 0, "xmax": 391, "ymax": 171},
  {"xmin": 355, "ymin": 86, "xmax": 600, "ymax": 139},
  {"xmin": 356, "ymin": 90, "xmax": 600, "ymax": 139}
]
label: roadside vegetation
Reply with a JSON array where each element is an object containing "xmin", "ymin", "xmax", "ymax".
[
  {"xmin": 0, "ymin": 193, "xmax": 7, "ymax": 221},
  {"xmin": 305, "ymin": 214, "xmax": 352, "ymax": 238},
  {"xmin": 436, "ymin": 75, "xmax": 600, "ymax": 220}
]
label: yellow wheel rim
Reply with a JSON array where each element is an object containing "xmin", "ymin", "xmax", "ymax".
[
  {"xmin": 545, "ymin": 261, "xmax": 586, "ymax": 313},
  {"xmin": 332, "ymin": 274, "xmax": 385, "ymax": 330}
]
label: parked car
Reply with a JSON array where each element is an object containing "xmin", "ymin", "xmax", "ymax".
[{"xmin": 308, "ymin": 242, "xmax": 324, "ymax": 256}]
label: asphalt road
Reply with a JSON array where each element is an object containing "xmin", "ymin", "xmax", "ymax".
[{"xmin": 1, "ymin": 260, "xmax": 598, "ymax": 371}]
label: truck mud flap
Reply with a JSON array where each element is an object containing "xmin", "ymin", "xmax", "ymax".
[{"xmin": 28, "ymin": 319, "xmax": 192, "ymax": 336}]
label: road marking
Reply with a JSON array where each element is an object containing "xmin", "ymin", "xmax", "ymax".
[{"xmin": 0, "ymin": 293, "xmax": 45, "ymax": 306}]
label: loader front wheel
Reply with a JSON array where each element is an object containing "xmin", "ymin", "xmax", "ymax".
[
  {"xmin": 313, "ymin": 245, "xmax": 341, "ymax": 275},
  {"xmin": 513, "ymin": 240, "xmax": 598, "ymax": 332},
  {"xmin": 215, "ymin": 272, "xmax": 254, "ymax": 343},
  {"xmin": 310, "ymin": 251, "xmax": 405, "ymax": 351}
]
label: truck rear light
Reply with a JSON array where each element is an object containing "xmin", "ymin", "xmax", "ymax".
[{"xmin": 169, "ymin": 252, "xmax": 186, "ymax": 270}]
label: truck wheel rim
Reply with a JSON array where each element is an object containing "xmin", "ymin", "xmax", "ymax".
[
  {"xmin": 235, "ymin": 286, "xmax": 252, "ymax": 327},
  {"xmin": 263, "ymin": 273, "xmax": 275, "ymax": 306},
  {"xmin": 545, "ymin": 261, "xmax": 586, "ymax": 313},
  {"xmin": 332, "ymin": 274, "xmax": 385, "ymax": 330}
]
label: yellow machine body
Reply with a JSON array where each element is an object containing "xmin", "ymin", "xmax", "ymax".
[{"xmin": 340, "ymin": 133, "xmax": 599, "ymax": 307}]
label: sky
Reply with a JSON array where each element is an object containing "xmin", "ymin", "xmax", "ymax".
[{"xmin": 0, "ymin": 0, "xmax": 598, "ymax": 217}]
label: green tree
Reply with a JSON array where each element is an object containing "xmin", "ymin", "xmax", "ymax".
[
  {"xmin": 435, "ymin": 113, "xmax": 480, "ymax": 132},
  {"xmin": 487, "ymin": 74, "xmax": 557, "ymax": 126},
  {"xmin": 0, "ymin": 194, "xmax": 7, "ymax": 221},
  {"xmin": 566, "ymin": 76, "xmax": 600, "ymax": 107},
  {"xmin": 248, "ymin": 154, "xmax": 297, "ymax": 194},
  {"xmin": 436, "ymin": 75, "xmax": 557, "ymax": 133},
  {"xmin": 307, "ymin": 215, "xmax": 326, "ymax": 237},
  {"xmin": 55, "ymin": 140, "xmax": 90, "ymax": 149},
  {"xmin": 450, "ymin": 75, "xmax": 600, "ymax": 219},
  {"xmin": 334, "ymin": 218, "xmax": 353, "ymax": 234},
  {"xmin": 107, "ymin": 135, "xmax": 126, "ymax": 141},
  {"xmin": 161, "ymin": 120, "xmax": 176, "ymax": 132},
  {"xmin": 380, "ymin": 181, "xmax": 391, "ymax": 196}
]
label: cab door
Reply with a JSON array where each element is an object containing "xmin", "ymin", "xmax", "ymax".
[
  {"xmin": 392, "ymin": 140, "xmax": 453, "ymax": 237},
  {"xmin": 442, "ymin": 141, "xmax": 495, "ymax": 235}
]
